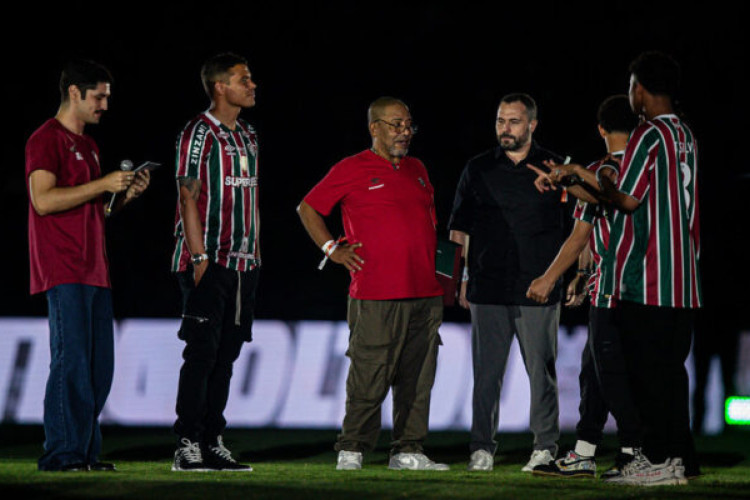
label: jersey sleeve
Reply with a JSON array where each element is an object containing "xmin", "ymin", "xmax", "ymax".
[
  {"xmin": 573, "ymin": 199, "xmax": 597, "ymax": 224},
  {"xmin": 303, "ymin": 159, "xmax": 355, "ymax": 216},
  {"xmin": 617, "ymin": 124, "xmax": 656, "ymax": 202},
  {"xmin": 416, "ymin": 159, "xmax": 437, "ymax": 226},
  {"xmin": 447, "ymin": 163, "xmax": 475, "ymax": 233},
  {"xmin": 25, "ymin": 127, "xmax": 62, "ymax": 179},
  {"xmin": 176, "ymin": 120, "xmax": 212, "ymax": 179}
]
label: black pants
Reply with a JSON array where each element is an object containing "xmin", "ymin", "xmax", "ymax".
[
  {"xmin": 576, "ymin": 306, "xmax": 642, "ymax": 448},
  {"xmin": 617, "ymin": 300, "xmax": 698, "ymax": 474},
  {"xmin": 174, "ymin": 263, "xmax": 259, "ymax": 443}
]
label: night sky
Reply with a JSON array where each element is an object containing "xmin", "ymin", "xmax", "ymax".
[{"xmin": 3, "ymin": 1, "xmax": 747, "ymax": 332}]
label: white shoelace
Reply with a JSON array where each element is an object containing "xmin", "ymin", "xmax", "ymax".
[{"xmin": 180, "ymin": 438, "xmax": 202, "ymax": 463}]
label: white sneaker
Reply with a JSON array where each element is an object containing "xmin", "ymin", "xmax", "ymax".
[
  {"xmin": 467, "ymin": 450, "xmax": 493, "ymax": 471},
  {"xmin": 522, "ymin": 449, "xmax": 554, "ymax": 472},
  {"xmin": 604, "ymin": 450, "xmax": 683, "ymax": 486},
  {"xmin": 670, "ymin": 457, "xmax": 688, "ymax": 485},
  {"xmin": 336, "ymin": 450, "xmax": 363, "ymax": 470},
  {"xmin": 388, "ymin": 453, "xmax": 450, "ymax": 471}
]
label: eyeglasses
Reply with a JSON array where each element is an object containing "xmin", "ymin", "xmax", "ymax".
[{"xmin": 374, "ymin": 119, "xmax": 419, "ymax": 134}]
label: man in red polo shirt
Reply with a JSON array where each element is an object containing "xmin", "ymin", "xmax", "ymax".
[{"xmin": 297, "ymin": 97, "xmax": 448, "ymax": 471}]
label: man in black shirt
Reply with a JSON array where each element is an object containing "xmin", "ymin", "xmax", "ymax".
[{"xmin": 449, "ymin": 93, "xmax": 565, "ymax": 472}]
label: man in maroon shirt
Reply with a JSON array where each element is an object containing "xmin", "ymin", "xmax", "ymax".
[
  {"xmin": 26, "ymin": 59, "xmax": 149, "ymax": 472},
  {"xmin": 298, "ymin": 97, "xmax": 448, "ymax": 471}
]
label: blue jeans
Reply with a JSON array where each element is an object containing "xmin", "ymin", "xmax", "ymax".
[{"xmin": 38, "ymin": 284, "xmax": 114, "ymax": 471}]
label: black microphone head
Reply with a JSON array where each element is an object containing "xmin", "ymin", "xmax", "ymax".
[{"xmin": 120, "ymin": 159, "xmax": 134, "ymax": 171}]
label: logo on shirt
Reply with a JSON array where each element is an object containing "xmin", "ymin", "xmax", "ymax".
[
  {"xmin": 224, "ymin": 144, "xmax": 237, "ymax": 156},
  {"xmin": 225, "ymin": 175, "xmax": 258, "ymax": 188},
  {"xmin": 417, "ymin": 177, "xmax": 426, "ymax": 187},
  {"xmin": 217, "ymin": 131, "xmax": 230, "ymax": 139}
]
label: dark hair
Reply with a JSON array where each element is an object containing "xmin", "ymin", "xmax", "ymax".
[
  {"xmin": 597, "ymin": 95, "xmax": 639, "ymax": 134},
  {"xmin": 201, "ymin": 53, "xmax": 248, "ymax": 99},
  {"xmin": 367, "ymin": 96, "xmax": 408, "ymax": 123},
  {"xmin": 629, "ymin": 51, "xmax": 681, "ymax": 99},
  {"xmin": 500, "ymin": 93, "xmax": 537, "ymax": 121},
  {"xmin": 59, "ymin": 59, "xmax": 113, "ymax": 102}
]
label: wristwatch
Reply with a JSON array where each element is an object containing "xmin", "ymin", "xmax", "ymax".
[{"xmin": 191, "ymin": 253, "xmax": 209, "ymax": 265}]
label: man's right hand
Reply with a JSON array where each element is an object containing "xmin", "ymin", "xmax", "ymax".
[
  {"xmin": 330, "ymin": 242, "xmax": 365, "ymax": 272},
  {"xmin": 193, "ymin": 260, "xmax": 209, "ymax": 286},
  {"xmin": 101, "ymin": 170, "xmax": 135, "ymax": 193}
]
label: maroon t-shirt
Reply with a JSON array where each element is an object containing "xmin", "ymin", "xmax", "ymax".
[
  {"xmin": 304, "ymin": 150, "xmax": 443, "ymax": 300},
  {"xmin": 26, "ymin": 118, "xmax": 110, "ymax": 294}
]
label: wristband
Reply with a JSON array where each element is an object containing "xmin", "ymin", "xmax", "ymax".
[
  {"xmin": 462, "ymin": 267, "xmax": 469, "ymax": 282},
  {"xmin": 321, "ymin": 239, "xmax": 338, "ymax": 257}
]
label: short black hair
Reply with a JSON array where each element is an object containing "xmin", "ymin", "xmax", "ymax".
[
  {"xmin": 201, "ymin": 53, "xmax": 248, "ymax": 99},
  {"xmin": 597, "ymin": 95, "xmax": 639, "ymax": 134},
  {"xmin": 500, "ymin": 93, "xmax": 537, "ymax": 121},
  {"xmin": 629, "ymin": 51, "xmax": 681, "ymax": 99},
  {"xmin": 59, "ymin": 59, "xmax": 113, "ymax": 102}
]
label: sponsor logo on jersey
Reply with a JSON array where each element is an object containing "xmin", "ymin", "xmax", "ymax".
[
  {"xmin": 225, "ymin": 144, "xmax": 237, "ymax": 156},
  {"xmin": 189, "ymin": 126, "xmax": 207, "ymax": 166},
  {"xmin": 225, "ymin": 175, "xmax": 258, "ymax": 188}
]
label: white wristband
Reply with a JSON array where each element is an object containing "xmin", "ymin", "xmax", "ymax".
[{"xmin": 462, "ymin": 267, "xmax": 469, "ymax": 282}]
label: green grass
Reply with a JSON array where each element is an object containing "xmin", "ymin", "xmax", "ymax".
[{"xmin": 1, "ymin": 426, "xmax": 749, "ymax": 499}]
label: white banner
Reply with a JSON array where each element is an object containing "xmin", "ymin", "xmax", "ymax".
[{"xmin": 0, "ymin": 318, "xmax": 727, "ymax": 433}]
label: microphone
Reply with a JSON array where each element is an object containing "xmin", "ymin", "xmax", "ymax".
[{"xmin": 105, "ymin": 159, "xmax": 134, "ymax": 217}]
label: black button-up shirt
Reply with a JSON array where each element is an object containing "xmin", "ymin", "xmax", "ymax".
[{"xmin": 449, "ymin": 142, "xmax": 567, "ymax": 305}]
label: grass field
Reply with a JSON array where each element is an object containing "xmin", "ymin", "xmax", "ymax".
[{"xmin": 1, "ymin": 425, "xmax": 749, "ymax": 499}]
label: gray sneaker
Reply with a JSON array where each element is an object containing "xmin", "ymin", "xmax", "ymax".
[
  {"xmin": 467, "ymin": 450, "xmax": 493, "ymax": 471},
  {"xmin": 670, "ymin": 457, "xmax": 688, "ymax": 485},
  {"xmin": 336, "ymin": 450, "xmax": 363, "ymax": 470},
  {"xmin": 522, "ymin": 449, "xmax": 554, "ymax": 472},
  {"xmin": 388, "ymin": 453, "xmax": 450, "ymax": 471},
  {"xmin": 603, "ymin": 450, "xmax": 682, "ymax": 486}
]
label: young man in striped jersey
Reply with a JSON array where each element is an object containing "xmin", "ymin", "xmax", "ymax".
[
  {"xmin": 526, "ymin": 96, "xmax": 686, "ymax": 485},
  {"xmin": 537, "ymin": 51, "xmax": 701, "ymax": 481},
  {"xmin": 171, "ymin": 53, "xmax": 260, "ymax": 472}
]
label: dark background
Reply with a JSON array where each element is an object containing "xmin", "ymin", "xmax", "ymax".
[{"xmin": 2, "ymin": 1, "xmax": 747, "ymax": 332}]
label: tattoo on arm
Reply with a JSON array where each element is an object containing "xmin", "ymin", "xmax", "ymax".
[{"xmin": 178, "ymin": 177, "xmax": 201, "ymax": 200}]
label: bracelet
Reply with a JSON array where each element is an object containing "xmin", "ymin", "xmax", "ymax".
[
  {"xmin": 576, "ymin": 268, "xmax": 592, "ymax": 276},
  {"xmin": 461, "ymin": 267, "xmax": 469, "ymax": 282},
  {"xmin": 191, "ymin": 253, "xmax": 209, "ymax": 265},
  {"xmin": 321, "ymin": 239, "xmax": 338, "ymax": 257}
]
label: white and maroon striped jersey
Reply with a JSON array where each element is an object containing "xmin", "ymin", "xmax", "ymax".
[
  {"xmin": 171, "ymin": 111, "xmax": 260, "ymax": 272},
  {"xmin": 572, "ymin": 152, "xmax": 622, "ymax": 306},
  {"xmin": 598, "ymin": 115, "xmax": 701, "ymax": 308}
]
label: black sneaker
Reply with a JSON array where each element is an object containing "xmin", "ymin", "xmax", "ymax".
[
  {"xmin": 533, "ymin": 450, "xmax": 595, "ymax": 477},
  {"xmin": 89, "ymin": 462, "xmax": 116, "ymax": 472},
  {"xmin": 59, "ymin": 462, "xmax": 89, "ymax": 472},
  {"xmin": 172, "ymin": 437, "xmax": 209, "ymax": 471},
  {"xmin": 202, "ymin": 436, "xmax": 252, "ymax": 472},
  {"xmin": 600, "ymin": 451, "xmax": 635, "ymax": 480}
]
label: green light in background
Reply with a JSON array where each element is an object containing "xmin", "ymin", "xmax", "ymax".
[{"xmin": 725, "ymin": 397, "xmax": 750, "ymax": 425}]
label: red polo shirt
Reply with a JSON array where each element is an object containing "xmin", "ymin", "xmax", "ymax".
[
  {"xmin": 26, "ymin": 119, "xmax": 110, "ymax": 294},
  {"xmin": 304, "ymin": 149, "xmax": 443, "ymax": 300}
]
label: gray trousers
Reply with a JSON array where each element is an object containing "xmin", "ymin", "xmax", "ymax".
[
  {"xmin": 469, "ymin": 303, "xmax": 560, "ymax": 455},
  {"xmin": 336, "ymin": 296, "xmax": 443, "ymax": 455}
]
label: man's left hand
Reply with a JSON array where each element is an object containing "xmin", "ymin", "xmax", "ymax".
[{"xmin": 125, "ymin": 170, "xmax": 151, "ymax": 201}]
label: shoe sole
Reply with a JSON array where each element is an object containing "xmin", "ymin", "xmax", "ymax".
[
  {"xmin": 388, "ymin": 465, "xmax": 450, "ymax": 471},
  {"xmin": 533, "ymin": 470, "xmax": 595, "ymax": 478},
  {"xmin": 171, "ymin": 466, "xmax": 212, "ymax": 472}
]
